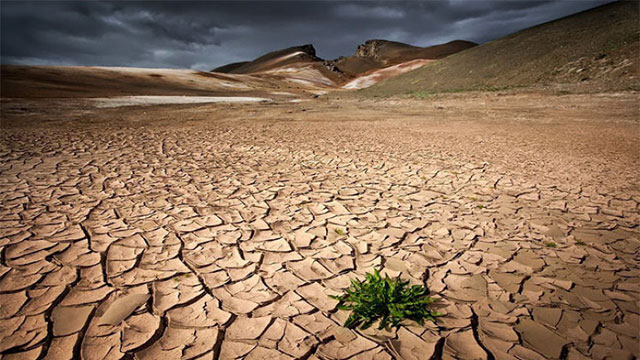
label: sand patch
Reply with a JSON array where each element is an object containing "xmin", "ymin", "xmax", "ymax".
[{"xmin": 91, "ymin": 96, "xmax": 272, "ymax": 108}]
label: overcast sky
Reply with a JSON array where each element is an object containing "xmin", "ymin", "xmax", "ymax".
[{"xmin": 1, "ymin": 0, "xmax": 614, "ymax": 70}]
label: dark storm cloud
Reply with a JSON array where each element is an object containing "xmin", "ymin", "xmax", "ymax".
[{"xmin": 0, "ymin": 0, "xmax": 614, "ymax": 70}]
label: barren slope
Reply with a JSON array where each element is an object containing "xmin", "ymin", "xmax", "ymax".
[
  {"xmin": 212, "ymin": 40, "xmax": 476, "ymax": 87},
  {"xmin": 333, "ymin": 39, "xmax": 476, "ymax": 77},
  {"xmin": 213, "ymin": 44, "xmax": 321, "ymax": 74},
  {"xmin": 211, "ymin": 44, "xmax": 348, "ymax": 86},
  {"xmin": 362, "ymin": 1, "xmax": 639, "ymax": 96},
  {"xmin": 0, "ymin": 65, "xmax": 328, "ymax": 99}
]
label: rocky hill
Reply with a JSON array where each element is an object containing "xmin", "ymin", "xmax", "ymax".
[
  {"xmin": 212, "ymin": 39, "xmax": 476, "ymax": 83},
  {"xmin": 331, "ymin": 39, "xmax": 476, "ymax": 77},
  {"xmin": 212, "ymin": 44, "xmax": 321, "ymax": 74},
  {"xmin": 360, "ymin": 1, "xmax": 639, "ymax": 97}
]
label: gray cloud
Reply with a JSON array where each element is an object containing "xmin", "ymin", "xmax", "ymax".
[
  {"xmin": 335, "ymin": 4, "xmax": 407, "ymax": 19},
  {"xmin": 1, "ymin": 0, "xmax": 614, "ymax": 70}
]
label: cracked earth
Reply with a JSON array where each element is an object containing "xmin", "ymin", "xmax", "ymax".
[{"xmin": 0, "ymin": 91, "xmax": 639, "ymax": 359}]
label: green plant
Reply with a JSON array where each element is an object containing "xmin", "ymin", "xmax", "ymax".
[
  {"xmin": 334, "ymin": 228, "xmax": 345, "ymax": 236},
  {"xmin": 544, "ymin": 241, "xmax": 557, "ymax": 248},
  {"xmin": 330, "ymin": 269, "xmax": 441, "ymax": 330}
]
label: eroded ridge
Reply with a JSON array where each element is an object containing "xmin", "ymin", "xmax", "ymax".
[{"xmin": 0, "ymin": 102, "xmax": 638, "ymax": 360}]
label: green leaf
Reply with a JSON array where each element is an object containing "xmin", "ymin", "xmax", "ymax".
[{"xmin": 328, "ymin": 269, "xmax": 441, "ymax": 331}]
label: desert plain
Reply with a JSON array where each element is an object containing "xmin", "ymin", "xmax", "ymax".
[
  {"xmin": 1, "ymin": 1, "xmax": 639, "ymax": 359},
  {"xmin": 0, "ymin": 87, "xmax": 639, "ymax": 359}
]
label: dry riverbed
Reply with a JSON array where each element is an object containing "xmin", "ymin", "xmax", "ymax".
[{"xmin": 0, "ymin": 91, "xmax": 638, "ymax": 359}]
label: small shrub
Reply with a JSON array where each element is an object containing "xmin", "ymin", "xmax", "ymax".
[
  {"xmin": 330, "ymin": 269, "xmax": 441, "ymax": 330},
  {"xmin": 334, "ymin": 228, "xmax": 345, "ymax": 236},
  {"xmin": 545, "ymin": 241, "xmax": 557, "ymax": 248},
  {"xmin": 575, "ymin": 239, "xmax": 586, "ymax": 246}
]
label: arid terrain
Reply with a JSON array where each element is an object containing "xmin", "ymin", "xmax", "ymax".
[
  {"xmin": 1, "ymin": 1, "xmax": 639, "ymax": 359},
  {"xmin": 1, "ymin": 89, "xmax": 639, "ymax": 360}
]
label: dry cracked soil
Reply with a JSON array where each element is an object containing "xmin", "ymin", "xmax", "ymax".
[{"xmin": 0, "ymin": 91, "xmax": 639, "ymax": 360}]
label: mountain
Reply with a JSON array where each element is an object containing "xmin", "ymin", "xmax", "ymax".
[
  {"xmin": 212, "ymin": 39, "xmax": 476, "ymax": 85},
  {"xmin": 2, "ymin": 35, "xmax": 475, "ymax": 98},
  {"xmin": 330, "ymin": 39, "xmax": 476, "ymax": 77},
  {"xmin": 211, "ymin": 44, "xmax": 348, "ymax": 86},
  {"xmin": 212, "ymin": 44, "xmax": 321, "ymax": 74},
  {"xmin": 360, "ymin": 1, "xmax": 639, "ymax": 97},
  {"xmin": 211, "ymin": 61, "xmax": 249, "ymax": 73}
]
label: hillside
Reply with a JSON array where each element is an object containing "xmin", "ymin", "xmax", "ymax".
[
  {"xmin": 213, "ymin": 44, "xmax": 321, "ymax": 74},
  {"xmin": 331, "ymin": 39, "xmax": 476, "ymax": 77},
  {"xmin": 0, "ymin": 65, "xmax": 326, "ymax": 98},
  {"xmin": 211, "ymin": 61, "xmax": 249, "ymax": 73},
  {"xmin": 212, "ymin": 39, "xmax": 476, "ymax": 83},
  {"xmin": 361, "ymin": 1, "xmax": 639, "ymax": 97},
  {"xmin": 211, "ymin": 44, "xmax": 348, "ymax": 85}
]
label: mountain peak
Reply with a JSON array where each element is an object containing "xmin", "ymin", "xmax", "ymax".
[
  {"xmin": 354, "ymin": 39, "xmax": 418, "ymax": 59},
  {"xmin": 212, "ymin": 39, "xmax": 475, "ymax": 80},
  {"xmin": 293, "ymin": 44, "xmax": 316, "ymax": 57}
]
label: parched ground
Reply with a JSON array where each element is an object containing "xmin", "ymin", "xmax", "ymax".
[{"xmin": 0, "ymin": 91, "xmax": 639, "ymax": 360}]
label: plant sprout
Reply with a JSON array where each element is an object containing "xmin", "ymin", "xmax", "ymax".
[{"xmin": 330, "ymin": 269, "xmax": 442, "ymax": 330}]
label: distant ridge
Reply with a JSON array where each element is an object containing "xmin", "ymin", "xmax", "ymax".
[
  {"xmin": 361, "ymin": 1, "xmax": 639, "ymax": 96},
  {"xmin": 212, "ymin": 44, "xmax": 321, "ymax": 74},
  {"xmin": 211, "ymin": 61, "xmax": 249, "ymax": 73},
  {"xmin": 211, "ymin": 39, "xmax": 476, "ymax": 80},
  {"xmin": 331, "ymin": 39, "xmax": 476, "ymax": 77}
]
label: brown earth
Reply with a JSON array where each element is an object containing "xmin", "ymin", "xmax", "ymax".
[
  {"xmin": 0, "ymin": 90, "xmax": 638, "ymax": 359},
  {"xmin": 0, "ymin": 65, "xmax": 332, "ymax": 99}
]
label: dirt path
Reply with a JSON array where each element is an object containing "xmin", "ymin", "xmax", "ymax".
[{"xmin": 0, "ymin": 92, "xmax": 638, "ymax": 359}]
